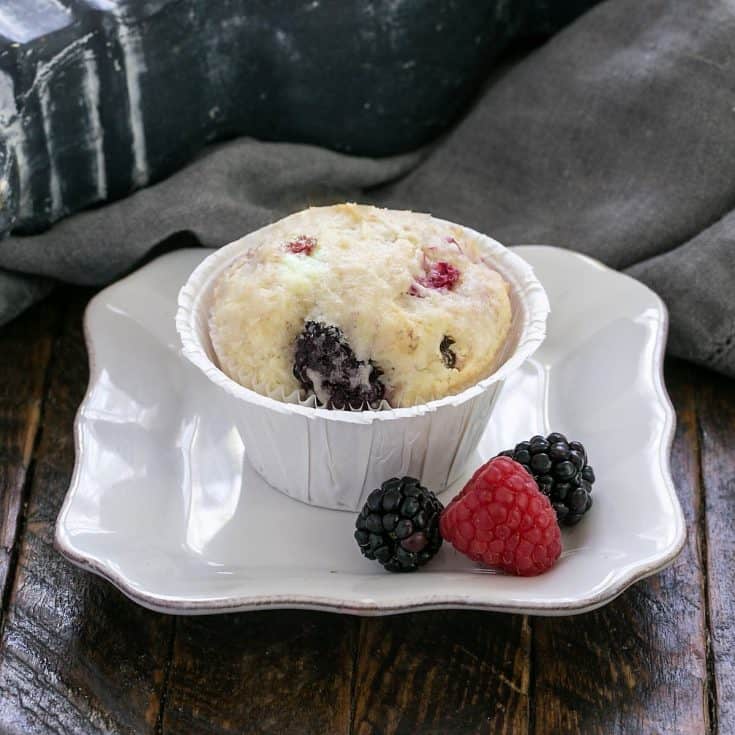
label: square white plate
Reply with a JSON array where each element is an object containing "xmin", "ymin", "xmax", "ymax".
[{"xmin": 55, "ymin": 246, "xmax": 685, "ymax": 616}]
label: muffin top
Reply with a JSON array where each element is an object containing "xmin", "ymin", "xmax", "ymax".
[{"xmin": 209, "ymin": 204, "xmax": 512, "ymax": 408}]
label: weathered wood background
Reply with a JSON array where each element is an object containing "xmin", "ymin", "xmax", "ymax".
[{"xmin": 0, "ymin": 290, "xmax": 729, "ymax": 734}]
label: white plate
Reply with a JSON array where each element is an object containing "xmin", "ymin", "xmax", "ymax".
[{"xmin": 55, "ymin": 246, "xmax": 685, "ymax": 616}]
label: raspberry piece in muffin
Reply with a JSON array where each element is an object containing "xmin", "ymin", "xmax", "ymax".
[
  {"xmin": 420, "ymin": 260, "xmax": 461, "ymax": 290},
  {"xmin": 409, "ymin": 260, "xmax": 461, "ymax": 296},
  {"xmin": 286, "ymin": 235, "xmax": 317, "ymax": 255}
]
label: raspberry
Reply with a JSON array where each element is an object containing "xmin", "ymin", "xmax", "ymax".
[
  {"xmin": 440, "ymin": 457, "xmax": 561, "ymax": 576},
  {"xmin": 286, "ymin": 235, "xmax": 317, "ymax": 255},
  {"xmin": 409, "ymin": 260, "xmax": 460, "ymax": 295}
]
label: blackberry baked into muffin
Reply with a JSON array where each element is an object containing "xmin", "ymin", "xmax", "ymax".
[{"xmin": 209, "ymin": 204, "xmax": 512, "ymax": 409}]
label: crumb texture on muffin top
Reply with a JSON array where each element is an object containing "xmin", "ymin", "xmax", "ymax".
[{"xmin": 209, "ymin": 203, "xmax": 512, "ymax": 408}]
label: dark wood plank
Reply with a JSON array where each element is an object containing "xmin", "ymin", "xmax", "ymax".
[
  {"xmin": 351, "ymin": 612, "xmax": 531, "ymax": 735},
  {"xmin": 0, "ymin": 293, "xmax": 175, "ymax": 735},
  {"xmin": 698, "ymin": 366, "xmax": 735, "ymax": 734},
  {"xmin": 531, "ymin": 359, "xmax": 710, "ymax": 734},
  {"xmin": 161, "ymin": 611, "xmax": 356, "ymax": 735},
  {"xmin": 0, "ymin": 298, "xmax": 58, "ymax": 609}
]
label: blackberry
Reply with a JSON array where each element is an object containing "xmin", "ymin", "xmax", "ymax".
[
  {"xmin": 440, "ymin": 335, "xmax": 457, "ymax": 368},
  {"xmin": 354, "ymin": 477, "xmax": 444, "ymax": 572},
  {"xmin": 293, "ymin": 321, "xmax": 385, "ymax": 409},
  {"xmin": 498, "ymin": 432, "xmax": 594, "ymax": 527}
]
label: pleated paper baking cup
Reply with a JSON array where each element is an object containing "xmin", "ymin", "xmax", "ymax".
[{"xmin": 176, "ymin": 216, "xmax": 549, "ymax": 511}]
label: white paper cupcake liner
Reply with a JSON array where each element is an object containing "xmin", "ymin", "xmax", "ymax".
[{"xmin": 176, "ymin": 215, "xmax": 550, "ymax": 511}]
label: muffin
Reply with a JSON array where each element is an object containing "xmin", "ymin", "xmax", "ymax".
[
  {"xmin": 209, "ymin": 204, "xmax": 512, "ymax": 409},
  {"xmin": 178, "ymin": 206, "xmax": 549, "ymax": 509}
]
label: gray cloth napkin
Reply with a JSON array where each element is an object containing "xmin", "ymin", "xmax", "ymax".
[{"xmin": 2, "ymin": 0, "xmax": 734, "ymax": 377}]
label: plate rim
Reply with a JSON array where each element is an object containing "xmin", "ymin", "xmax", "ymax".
[{"xmin": 54, "ymin": 245, "xmax": 686, "ymax": 617}]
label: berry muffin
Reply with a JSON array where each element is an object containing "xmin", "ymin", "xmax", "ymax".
[{"xmin": 209, "ymin": 203, "xmax": 512, "ymax": 409}]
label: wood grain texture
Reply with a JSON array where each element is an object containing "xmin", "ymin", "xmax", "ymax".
[
  {"xmin": 530, "ymin": 360, "xmax": 709, "ymax": 734},
  {"xmin": 698, "ymin": 366, "xmax": 735, "ymax": 734},
  {"xmin": 351, "ymin": 612, "xmax": 531, "ymax": 735},
  {"xmin": 0, "ymin": 294, "xmax": 174, "ymax": 735},
  {"xmin": 161, "ymin": 612, "xmax": 356, "ymax": 735},
  {"xmin": 0, "ymin": 298, "xmax": 57, "ymax": 611}
]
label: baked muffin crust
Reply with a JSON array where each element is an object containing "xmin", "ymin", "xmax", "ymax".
[{"xmin": 209, "ymin": 204, "xmax": 511, "ymax": 408}]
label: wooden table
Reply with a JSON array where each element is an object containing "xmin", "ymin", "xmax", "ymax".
[{"xmin": 0, "ymin": 289, "xmax": 732, "ymax": 735}]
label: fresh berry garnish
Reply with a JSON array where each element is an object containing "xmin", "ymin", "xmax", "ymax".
[
  {"xmin": 440, "ymin": 457, "xmax": 561, "ymax": 576},
  {"xmin": 498, "ymin": 433, "xmax": 594, "ymax": 526},
  {"xmin": 355, "ymin": 477, "xmax": 444, "ymax": 572},
  {"xmin": 286, "ymin": 235, "xmax": 317, "ymax": 255},
  {"xmin": 293, "ymin": 321, "xmax": 385, "ymax": 409}
]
